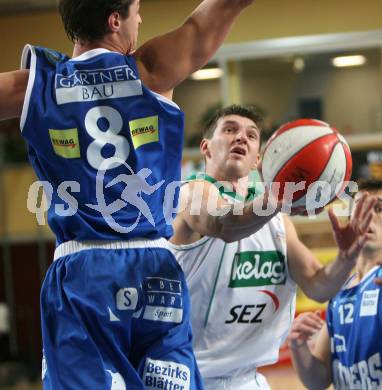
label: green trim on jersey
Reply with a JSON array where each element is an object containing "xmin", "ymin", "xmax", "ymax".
[
  {"xmin": 168, "ymin": 237, "xmax": 212, "ymax": 251},
  {"xmin": 187, "ymin": 172, "xmax": 262, "ymax": 202},
  {"xmin": 204, "ymin": 243, "xmax": 227, "ymax": 328}
]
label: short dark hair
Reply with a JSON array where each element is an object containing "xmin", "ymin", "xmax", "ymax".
[
  {"xmin": 58, "ymin": 0, "xmax": 132, "ymax": 43},
  {"xmin": 349, "ymin": 178, "xmax": 382, "ymax": 215},
  {"xmin": 358, "ymin": 178, "xmax": 382, "ymax": 192},
  {"xmin": 203, "ymin": 104, "xmax": 263, "ymax": 139}
]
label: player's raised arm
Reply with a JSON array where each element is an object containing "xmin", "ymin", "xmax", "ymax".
[
  {"xmin": 286, "ymin": 193, "xmax": 376, "ymax": 302},
  {"xmin": 0, "ymin": 70, "xmax": 29, "ymax": 121},
  {"xmin": 135, "ymin": 0, "xmax": 254, "ymax": 96}
]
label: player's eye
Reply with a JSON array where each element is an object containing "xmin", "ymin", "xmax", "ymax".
[{"xmin": 375, "ymin": 204, "xmax": 382, "ymax": 213}]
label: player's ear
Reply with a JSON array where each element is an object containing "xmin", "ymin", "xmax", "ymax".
[
  {"xmin": 252, "ymin": 153, "xmax": 261, "ymax": 170},
  {"xmin": 200, "ymin": 138, "xmax": 210, "ymax": 158},
  {"xmin": 108, "ymin": 12, "xmax": 121, "ymax": 33}
]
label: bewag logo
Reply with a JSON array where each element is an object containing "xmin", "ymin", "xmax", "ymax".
[
  {"xmin": 48, "ymin": 128, "xmax": 80, "ymax": 159},
  {"xmin": 129, "ymin": 115, "xmax": 159, "ymax": 149},
  {"xmin": 229, "ymin": 251, "xmax": 286, "ymax": 288},
  {"xmin": 51, "ymin": 138, "xmax": 76, "ymax": 148},
  {"xmin": 131, "ymin": 125, "xmax": 156, "ymax": 136}
]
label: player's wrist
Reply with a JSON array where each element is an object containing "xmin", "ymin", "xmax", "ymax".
[
  {"xmin": 336, "ymin": 251, "xmax": 357, "ymax": 270},
  {"xmin": 288, "ymin": 337, "xmax": 307, "ymax": 350}
]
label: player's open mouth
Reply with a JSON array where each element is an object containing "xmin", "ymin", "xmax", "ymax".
[{"xmin": 230, "ymin": 147, "xmax": 246, "ymax": 156}]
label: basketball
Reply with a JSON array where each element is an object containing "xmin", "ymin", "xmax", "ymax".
[{"xmin": 261, "ymin": 119, "xmax": 352, "ymax": 214}]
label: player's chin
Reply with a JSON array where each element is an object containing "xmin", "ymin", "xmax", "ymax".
[{"xmin": 226, "ymin": 161, "xmax": 250, "ymax": 176}]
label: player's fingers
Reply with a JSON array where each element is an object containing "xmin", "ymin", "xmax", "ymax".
[
  {"xmin": 349, "ymin": 195, "xmax": 373, "ymax": 235},
  {"xmin": 351, "ymin": 192, "xmax": 368, "ymax": 222},
  {"xmin": 355, "ymin": 195, "xmax": 376, "ymax": 227},
  {"xmin": 347, "ymin": 234, "xmax": 367, "ymax": 260},
  {"xmin": 288, "ymin": 331, "xmax": 308, "ymax": 343},
  {"xmin": 296, "ymin": 322, "xmax": 321, "ymax": 337},
  {"xmin": 298, "ymin": 315, "xmax": 324, "ymax": 330},
  {"xmin": 262, "ymin": 184, "xmax": 281, "ymax": 211},
  {"xmin": 357, "ymin": 210, "xmax": 374, "ymax": 235},
  {"xmin": 328, "ymin": 207, "xmax": 341, "ymax": 232}
]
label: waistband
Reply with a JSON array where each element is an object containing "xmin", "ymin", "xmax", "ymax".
[
  {"xmin": 54, "ymin": 238, "xmax": 169, "ymax": 261},
  {"xmin": 204, "ymin": 370, "xmax": 270, "ymax": 390}
]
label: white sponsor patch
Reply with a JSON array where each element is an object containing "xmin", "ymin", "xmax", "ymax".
[
  {"xmin": 106, "ymin": 370, "xmax": 126, "ymax": 390},
  {"xmin": 56, "ymin": 80, "xmax": 143, "ymax": 104},
  {"xmin": 360, "ymin": 289, "xmax": 379, "ymax": 317},
  {"xmin": 143, "ymin": 358, "xmax": 190, "ymax": 390},
  {"xmin": 116, "ymin": 288, "xmax": 138, "ymax": 311},
  {"xmin": 143, "ymin": 305, "xmax": 183, "ymax": 323}
]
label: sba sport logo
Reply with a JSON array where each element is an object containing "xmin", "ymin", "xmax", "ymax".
[{"xmin": 229, "ymin": 251, "xmax": 286, "ymax": 287}]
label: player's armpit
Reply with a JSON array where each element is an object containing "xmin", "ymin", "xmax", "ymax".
[{"xmin": 0, "ymin": 70, "xmax": 28, "ymax": 121}]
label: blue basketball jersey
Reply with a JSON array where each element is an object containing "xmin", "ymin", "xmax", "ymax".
[
  {"xmin": 327, "ymin": 266, "xmax": 382, "ymax": 389},
  {"xmin": 20, "ymin": 45, "xmax": 184, "ymax": 244}
]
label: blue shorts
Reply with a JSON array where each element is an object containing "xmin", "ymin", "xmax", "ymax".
[{"xmin": 40, "ymin": 239, "xmax": 203, "ymax": 389}]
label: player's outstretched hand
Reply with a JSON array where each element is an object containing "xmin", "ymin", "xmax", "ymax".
[
  {"xmin": 328, "ymin": 192, "xmax": 376, "ymax": 265},
  {"xmin": 288, "ymin": 311, "xmax": 324, "ymax": 349}
]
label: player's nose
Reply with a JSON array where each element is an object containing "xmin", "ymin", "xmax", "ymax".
[{"xmin": 234, "ymin": 129, "xmax": 248, "ymax": 143}]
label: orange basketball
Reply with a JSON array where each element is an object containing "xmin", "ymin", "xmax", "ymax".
[{"xmin": 261, "ymin": 119, "xmax": 352, "ymax": 214}]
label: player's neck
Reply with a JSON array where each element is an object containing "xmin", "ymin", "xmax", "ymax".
[
  {"xmin": 231, "ymin": 176, "xmax": 250, "ymax": 198},
  {"xmin": 355, "ymin": 252, "xmax": 382, "ymax": 282},
  {"xmin": 72, "ymin": 37, "xmax": 128, "ymax": 58},
  {"xmin": 205, "ymin": 168, "xmax": 249, "ymax": 198}
]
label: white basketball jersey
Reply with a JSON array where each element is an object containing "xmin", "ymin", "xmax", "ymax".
[{"xmin": 170, "ymin": 177, "xmax": 296, "ymax": 378}]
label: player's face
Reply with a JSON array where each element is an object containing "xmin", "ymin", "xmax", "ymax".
[
  {"xmin": 121, "ymin": 0, "xmax": 142, "ymax": 53},
  {"xmin": 355, "ymin": 190, "xmax": 382, "ymax": 253},
  {"xmin": 202, "ymin": 115, "xmax": 261, "ymax": 179}
]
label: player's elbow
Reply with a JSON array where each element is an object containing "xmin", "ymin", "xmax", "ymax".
[
  {"xmin": 219, "ymin": 233, "xmax": 238, "ymax": 244},
  {"xmin": 217, "ymin": 226, "xmax": 242, "ymax": 243},
  {"xmin": 303, "ymin": 289, "xmax": 328, "ymax": 304},
  {"xmin": 308, "ymin": 378, "xmax": 332, "ymax": 390}
]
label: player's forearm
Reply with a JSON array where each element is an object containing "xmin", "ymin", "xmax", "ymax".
[
  {"xmin": 186, "ymin": 0, "xmax": 254, "ymax": 60},
  {"xmin": 209, "ymin": 192, "xmax": 279, "ymax": 242},
  {"xmin": 290, "ymin": 341, "xmax": 330, "ymax": 390},
  {"xmin": 302, "ymin": 255, "xmax": 354, "ymax": 302},
  {"xmin": 216, "ymin": 202, "xmax": 277, "ymax": 242},
  {"xmin": 137, "ymin": 0, "xmax": 255, "ymax": 93}
]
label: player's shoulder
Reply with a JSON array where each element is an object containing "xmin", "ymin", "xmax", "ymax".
[{"xmin": 23, "ymin": 45, "xmax": 67, "ymax": 63}]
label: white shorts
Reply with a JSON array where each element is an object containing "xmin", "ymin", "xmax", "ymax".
[{"xmin": 203, "ymin": 370, "xmax": 271, "ymax": 390}]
